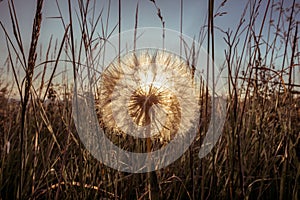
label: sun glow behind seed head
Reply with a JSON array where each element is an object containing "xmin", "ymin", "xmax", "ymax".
[
  {"xmin": 137, "ymin": 63, "xmax": 169, "ymax": 94},
  {"xmin": 96, "ymin": 49, "xmax": 200, "ymax": 141}
]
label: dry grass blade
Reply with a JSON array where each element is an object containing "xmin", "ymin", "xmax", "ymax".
[
  {"xmin": 17, "ymin": 0, "xmax": 44, "ymax": 198},
  {"xmin": 42, "ymin": 25, "xmax": 70, "ymax": 102}
]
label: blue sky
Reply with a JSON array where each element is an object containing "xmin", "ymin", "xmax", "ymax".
[
  {"xmin": 0, "ymin": 0, "xmax": 253, "ymax": 63},
  {"xmin": 0, "ymin": 0, "xmax": 299, "ymax": 94}
]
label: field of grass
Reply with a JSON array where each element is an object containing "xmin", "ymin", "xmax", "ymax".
[{"xmin": 0, "ymin": 0, "xmax": 299, "ymax": 199}]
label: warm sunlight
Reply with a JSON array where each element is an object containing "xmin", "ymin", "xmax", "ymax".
[
  {"xmin": 0, "ymin": 0, "xmax": 298, "ymax": 199},
  {"xmin": 96, "ymin": 49, "xmax": 198, "ymax": 141}
]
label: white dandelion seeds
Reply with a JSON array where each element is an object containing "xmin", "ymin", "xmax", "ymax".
[{"xmin": 96, "ymin": 49, "xmax": 200, "ymax": 142}]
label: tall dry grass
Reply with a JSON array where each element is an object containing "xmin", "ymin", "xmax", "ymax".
[{"xmin": 0, "ymin": 0, "xmax": 299, "ymax": 199}]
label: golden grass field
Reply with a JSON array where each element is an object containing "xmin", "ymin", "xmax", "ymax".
[{"xmin": 0, "ymin": 0, "xmax": 299, "ymax": 199}]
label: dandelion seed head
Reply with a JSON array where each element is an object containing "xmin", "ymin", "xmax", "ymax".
[{"xmin": 96, "ymin": 49, "xmax": 200, "ymax": 142}]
